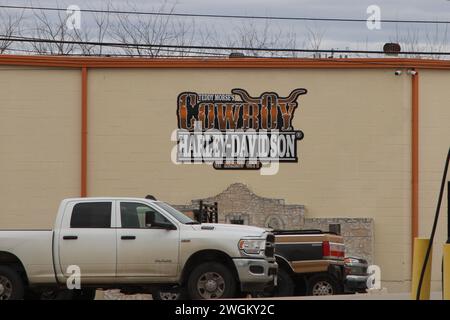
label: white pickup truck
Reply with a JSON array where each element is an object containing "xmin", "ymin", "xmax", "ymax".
[{"xmin": 0, "ymin": 197, "xmax": 277, "ymax": 300}]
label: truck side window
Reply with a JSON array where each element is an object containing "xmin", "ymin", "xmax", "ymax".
[
  {"xmin": 120, "ymin": 202, "xmax": 170, "ymax": 228},
  {"xmin": 70, "ymin": 202, "xmax": 112, "ymax": 228}
]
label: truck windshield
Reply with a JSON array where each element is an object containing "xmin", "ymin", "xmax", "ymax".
[{"xmin": 154, "ymin": 202, "xmax": 199, "ymax": 224}]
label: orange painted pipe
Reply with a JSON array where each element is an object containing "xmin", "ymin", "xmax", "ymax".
[
  {"xmin": 81, "ymin": 66, "xmax": 88, "ymax": 197},
  {"xmin": 411, "ymin": 70, "xmax": 419, "ymax": 254}
]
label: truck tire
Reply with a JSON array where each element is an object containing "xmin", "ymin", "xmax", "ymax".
[
  {"xmin": 0, "ymin": 265, "xmax": 25, "ymax": 300},
  {"xmin": 187, "ymin": 262, "xmax": 236, "ymax": 299},
  {"xmin": 306, "ymin": 274, "xmax": 340, "ymax": 296},
  {"xmin": 273, "ymin": 268, "xmax": 295, "ymax": 297}
]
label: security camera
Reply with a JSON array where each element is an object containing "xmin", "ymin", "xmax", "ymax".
[
  {"xmin": 407, "ymin": 70, "xmax": 417, "ymax": 76},
  {"xmin": 394, "ymin": 70, "xmax": 402, "ymax": 76}
]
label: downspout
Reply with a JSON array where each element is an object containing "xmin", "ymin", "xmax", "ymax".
[
  {"xmin": 81, "ymin": 66, "xmax": 88, "ymax": 197},
  {"xmin": 411, "ymin": 69, "xmax": 419, "ymax": 254}
]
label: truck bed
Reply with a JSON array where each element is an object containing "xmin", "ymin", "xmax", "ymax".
[
  {"xmin": 0, "ymin": 230, "xmax": 56, "ymax": 284},
  {"xmin": 273, "ymin": 229, "xmax": 345, "ymax": 274}
]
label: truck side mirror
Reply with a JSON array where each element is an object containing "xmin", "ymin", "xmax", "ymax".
[
  {"xmin": 145, "ymin": 211, "xmax": 155, "ymax": 226},
  {"xmin": 145, "ymin": 211, "xmax": 176, "ymax": 230}
]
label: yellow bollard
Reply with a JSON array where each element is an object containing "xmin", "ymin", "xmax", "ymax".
[
  {"xmin": 411, "ymin": 238, "xmax": 433, "ymax": 300},
  {"xmin": 444, "ymin": 244, "xmax": 450, "ymax": 300}
]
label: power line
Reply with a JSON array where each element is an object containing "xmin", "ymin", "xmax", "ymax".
[
  {"xmin": 2, "ymin": 35, "xmax": 450, "ymax": 56},
  {"xmin": 1, "ymin": 4, "xmax": 450, "ymax": 25},
  {"xmin": 2, "ymin": 47, "xmax": 41, "ymax": 54},
  {"xmin": 3, "ymin": 35, "xmax": 229, "ymax": 57}
]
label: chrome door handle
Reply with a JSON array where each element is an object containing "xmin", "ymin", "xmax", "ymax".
[
  {"xmin": 63, "ymin": 235, "xmax": 78, "ymax": 240},
  {"xmin": 121, "ymin": 235, "xmax": 136, "ymax": 240}
]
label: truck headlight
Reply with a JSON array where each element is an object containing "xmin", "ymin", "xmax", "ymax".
[{"xmin": 238, "ymin": 239, "xmax": 266, "ymax": 255}]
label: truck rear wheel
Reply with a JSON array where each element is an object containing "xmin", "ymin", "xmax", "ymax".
[
  {"xmin": 187, "ymin": 262, "xmax": 236, "ymax": 299},
  {"xmin": 306, "ymin": 274, "xmax": 340, "ymax": 296},
  {"xmin": 0, "ymin": 265, "xmax": 24, "ymax": 300}
]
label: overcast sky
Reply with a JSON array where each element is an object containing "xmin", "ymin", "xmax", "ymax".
[{"xmin": 1, "ymin": 0, "xmax": 450, "ymax": 57}]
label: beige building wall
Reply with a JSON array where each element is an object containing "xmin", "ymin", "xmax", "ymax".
[
  {"xmin": 0, "ymin": 67, "xmax": 80, "ymax": 229},
  {"xmin": 2, "ymin": 64, "xmax": 449, "ymax": 293},
  {"xmin": 87, "ymin": 68, "xmax": 412, "ymax": 292}
]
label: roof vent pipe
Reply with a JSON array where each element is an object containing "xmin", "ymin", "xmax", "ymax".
[
  {"xmin": 229, "ymin": 52, "xmax": 246, "ymax": 58},
  {"xmin": 383, "ymin": 43, "xmax": 401, "ymax": 56}
]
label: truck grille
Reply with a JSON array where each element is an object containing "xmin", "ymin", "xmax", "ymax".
[{"xmin": 265, "ymin": 234, "xmax": 275, "ymax": 258}]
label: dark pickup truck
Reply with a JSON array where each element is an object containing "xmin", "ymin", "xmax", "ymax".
[{"xmin": 270, "ymin": 229, "xmax": 346, "ymax": 296}]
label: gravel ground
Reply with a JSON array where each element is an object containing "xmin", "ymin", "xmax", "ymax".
[
  {"xmin": 95, "ymin": 289, "xmax": 152, "ymax": 300},
  {"xmin": 94, "ymin": 289, "xmax": 444, "ymax": 300}
]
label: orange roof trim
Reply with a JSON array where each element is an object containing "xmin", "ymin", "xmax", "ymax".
[{"xmin": 1, "ymin": 55, "xmax": 450, "ymax": 69}]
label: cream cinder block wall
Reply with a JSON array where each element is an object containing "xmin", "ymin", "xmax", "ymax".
[
  {"xmin": 419, "ymin": 70, "xmax": 450, "ymax": 291},
  {"xmin": 0, "ymin": 67, "xmax": 80, "ymax": 229},
  {"xmin": 88, "ymin": 68, "xmax": 412, "ymax": 292}
]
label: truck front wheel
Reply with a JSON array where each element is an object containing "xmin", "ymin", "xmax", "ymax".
[
  {"xmin": 273, "ymin": 268, "xmax": 295, "ymax": 297},
  {"xmin": 187, "ymin": 262, "xmax": 236, "ymax": 299},
  {"xmin": 0, "ymin": 266, "xmax": 24, "ymax": 300}
]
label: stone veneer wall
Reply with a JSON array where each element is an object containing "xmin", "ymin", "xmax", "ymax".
[
  {"xmin": 173, "ymin": 183, "xmax": 374, "ymax": 263},
  {"xmin": 174, "ymin": 183, "xmax": 305, "ymax": 230}
]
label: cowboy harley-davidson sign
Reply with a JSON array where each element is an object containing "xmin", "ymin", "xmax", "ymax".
[{"xmin": 175, "ymin": 88, "xmax": 307, "ymax": 170}]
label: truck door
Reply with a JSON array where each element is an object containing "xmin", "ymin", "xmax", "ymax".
[
  {"xmin": 115, "ymin": 201, "xmax": 180, "ymax": 279},
  {"xmin": 57, "ymin": 201, "xmax": 116, "ymax": 283}
]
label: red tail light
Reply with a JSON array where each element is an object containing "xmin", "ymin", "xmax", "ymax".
[
  {"xmin": 322, "ymin": 241, "xmax": 345, "ymax": 260},
  {"xmin": 322, "ymin": 241, "xmax": 330, "ymax": 257}
]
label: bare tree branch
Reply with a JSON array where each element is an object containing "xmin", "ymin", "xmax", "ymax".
[
  {"xmin": 0, "ymin": 8, "xmax": 24, "ymax": 53},
  {"xmin": 73, "ymin": 1, "xmax": 112, "ymax": 55},
  {"xmin": 112, "ymin": 0, "xmax": 180, "ymax": 57},
  {"xmin": 305, "ymin": 25, "xmax": 326, "ymax": 58},
  {"xmin": 225, "ymin": 20, "xmax": 297, "ymax": 57},
  {"xmin": 30, "ymin": 4, "xmax": 75, "ymax": 55}
]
